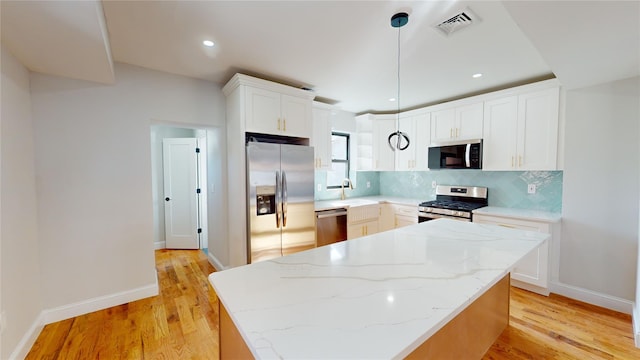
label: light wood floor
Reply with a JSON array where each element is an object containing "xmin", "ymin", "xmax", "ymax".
[{"xmin": 26, "ymin": 249, "xmax": 639, "ymax": 359}]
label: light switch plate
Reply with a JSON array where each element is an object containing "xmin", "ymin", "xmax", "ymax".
[
  {"xmin": 317, "ymin": 184, "xmax": 322, "ymax": 192},
  {"xmin": 366, "ymin": 181, "xmax": 371, "ymax": 188},
  {"xmin": 527, "ymin": 184, "xmax": 536, "ymax": 194}
]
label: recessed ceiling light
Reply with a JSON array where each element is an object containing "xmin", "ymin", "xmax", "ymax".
[
  {"xmin": 472, "ymin": 73, "xmax": 483, "ymax": 78},
  {"xmin": 389, "ymin": 98, "xmax": 396, "ymax": 102},
  {"xmin": 203, "ymin": 40, "xmax": 214, "ymax": 47}
]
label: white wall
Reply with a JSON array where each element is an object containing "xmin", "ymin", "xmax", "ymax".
[
  {"xmin": 29, "ymin": 63, "xmax": 226, "ymax": 313},
  {"xmin": 559, "ymin": 76, "xmax": 639, "ymax": 309},
  {"xmin": 1, "ymin": 46, "xmax": 43, "ymax": 359}
]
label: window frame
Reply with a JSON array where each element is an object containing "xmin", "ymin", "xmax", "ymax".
[{"xmin": 326, "ymin": 132, "xmax": 350, "ymax": 189}]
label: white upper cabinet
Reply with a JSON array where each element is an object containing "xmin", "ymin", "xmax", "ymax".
[
  {"xmin": 431, "ymin": 102, "xmax": 483, "ymax": 143},
  {"xmin": 356, "ymin": 114, "xmax": 395, "ymax": 171},
  {"xmin": 245, "ymin": 87, "xmax": 312, "ymax": 138},
  {"xmin": 517, "ymin": 87, "xmax": 560, "ymax": 170},
  {"xmin": 395, "ymin": 111, "xmax": 430, "ymax": 171},
  {"xmin": 373, "ymin": 115, "xmax": 396, "ymax": 171},
  {"xmin": 482, "ymin": 96, "xmax": 519, "ymax": 170},
  {"xmin": 483, "ymin": 87, "xmax": 559, "ymax": 171},
  {"xmin": 311, "ymin": 104, "xmax": 333, "ymax": 169}
]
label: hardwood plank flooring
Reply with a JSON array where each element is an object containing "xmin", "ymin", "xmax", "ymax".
[{"xmin": 26, "ymin": 249, "xmax": 639, "ymax": 359}]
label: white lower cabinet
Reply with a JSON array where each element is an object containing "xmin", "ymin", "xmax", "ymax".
[
  {"xmin": 379, "ymin": 203, "xmax": 418, "ymax": 232},
  {"xmin": 473, "ymin": 213, "xmax": 554, "ymax": 295},
  {"xmin": 347, "ymin": 204, "xmax": 380, "ymax": 240}
]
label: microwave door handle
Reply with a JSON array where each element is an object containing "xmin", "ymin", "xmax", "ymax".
[
  {"xmin": 275, "ymin": 171, "xmax": 281, "ymax": 228},
  {"xmin": 465, "ymin": 143, "xmax": 471, "ymax": 168}
]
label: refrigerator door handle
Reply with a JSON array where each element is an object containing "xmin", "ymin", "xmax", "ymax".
[
  {"xmin": 282, "ymin": 171, "xmax": 288, "ymax": 227},
  {"xmin": 275, "ymin": 170, "xmax": 281, "ymax": 228}
]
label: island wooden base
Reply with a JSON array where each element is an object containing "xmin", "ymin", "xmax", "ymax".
[
  {"xmin": 406, "ymin": 274, "xmax": 510, "ymax": 359},
  {"xmin": 219, "ymin": 274, "xmax": 510, "ymax": 359}
]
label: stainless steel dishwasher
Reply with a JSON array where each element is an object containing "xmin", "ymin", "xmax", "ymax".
[{"xmin": 315, "ymin": 208, "xmax": 348, "ymax": 247}]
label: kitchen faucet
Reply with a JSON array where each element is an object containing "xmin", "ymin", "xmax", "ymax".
[{"xmin": 340, "ymin": 178, "xmax": 353, "ymax": 200}]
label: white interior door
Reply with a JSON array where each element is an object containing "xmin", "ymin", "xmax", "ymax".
[{"xmin": 163, "ymin": 138, "xmax": 199, "ymax": 249}]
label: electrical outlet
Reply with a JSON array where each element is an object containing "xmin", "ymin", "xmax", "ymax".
[
  {"xmin": 432, "ymin": 181, "xmax": 437, "ymax": 189},
  {"xmin": 317, "ymin": 184, "xmax": 322, "ymax": 192},
  {"xmin": 527, "ymin": 184, "xmax": 536, "ymax": 194},
  {"xmin": 366, "ymin": 181, "xmax": 371, "ymax": 188}
]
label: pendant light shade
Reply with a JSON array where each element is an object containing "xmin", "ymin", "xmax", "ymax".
[{"xmin": 388, "ymin": 12, "xmax": 410, "ymax": 152}]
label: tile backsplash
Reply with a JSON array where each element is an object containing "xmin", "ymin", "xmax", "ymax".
[
  {"xmin": 314, "ymin": 171, "xmax": 379, "ymax": 200},
  {"xmin": 381, "ymin": 170, "xmax": 563, "ymax": 212},
  {"xmin": 315, "ymin": 170, "xmax": 563, "ymax": 213}
]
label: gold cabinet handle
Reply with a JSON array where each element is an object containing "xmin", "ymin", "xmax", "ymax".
[
  {"xmin": 283, "ymin": 119, "xmax": 287, "ymax": 131},
  {"xmin": 277, "ymin": 118, "xmax": 281, "ymax": 130},
  {"xmin": 499, "ymin": 224, "xmax": 517, "ymax": 229},
  {"xmin": 511, "ymin": 156, "xmax": 514, "ymax": 168},
  {"xmin": 456, "ymin": 128, "xmax": 459, "ymax": 137}
]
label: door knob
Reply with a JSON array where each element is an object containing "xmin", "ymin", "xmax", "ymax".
[{"xmin": 165, "ymin": 197, "xmax": 171, "ymax": 201}]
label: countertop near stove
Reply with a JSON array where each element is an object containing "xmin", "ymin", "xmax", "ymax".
[
  {"xmin": 473, "ymin": 206, "xmax": 561, "ymax": 223},
  {"xmin": 314, "ymin": 196, "xmax": 422, "ymax": 212},
  {"xmin": 208, "ymin": 219, "xmax": 549, "ymax": 359}
]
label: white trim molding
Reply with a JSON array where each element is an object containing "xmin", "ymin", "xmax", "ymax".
[
  {"xmin": 207, "ymin": 252, "xmax": 228, "ymax": 272},
  {"xmin": 8, "ymin": 313, "xmax": 45, "ymax": 360},
  {"xmin": 154, "ymin": 241, "xmax": 166, "ymax": 250},
  {"xmin": 633, "ymin": 302, "xmax": 640, "ymax": 347},
  {"xmin": 42, "ymin": 278, "xmax": 159, "ymax": 325},
  {"xmin": 550, "ymin": 281, "xmax": 634, "ymax": 314}
]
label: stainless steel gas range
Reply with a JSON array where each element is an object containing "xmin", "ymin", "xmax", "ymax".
[{"xmin": 418, "ymin": 185, "xmax": 488, "ymax": 222}]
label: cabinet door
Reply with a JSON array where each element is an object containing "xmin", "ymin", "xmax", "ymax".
[
  {"xmin": 473, "ymin": 214, "xmax": 550, "ymax": 291},
  {"xmin": 373, "ymin": 118, "xmax": 396, "ymax": 171},
  {"xmin": 379, "ymin": 204, "xmax": 394, "ymax": 232},
  {"xmin": 245, "ymin": 87, "xmax": 281, "ymax": 135},
  {"xmin": 395, "ymin": 115, "xmax": 416, "ymax": 171},
  {"xmin": 517, "ymin": 87, "xmax": 559, "ymax": 171},
  {"xmin": 395, "ymin": 215, "xmax": 417, "ymax": 228},
  {"xmin": 455, "ymin": 102, "xmax": 483, "ymax": 140},
  {"xmin": 364, "ymin": 219, "xmax": 379, "ymax": 236},
  {"xmin": 482, "ymin": 96, "xmax": 518, "ymax": 170},
  {"xmin": 281, "ymin": 94, "xmax": 312, "ymax": 138},
  {"xmin": 311, "ymin": 107, "xmax": 332, "ymax": 169},
  {"xmin": 431, "ymin": 108, "xmax": 455, "ymax": 142},
  {"xmin": 414, "ymin": 113, "xmax": 431, "ymax": 170}
]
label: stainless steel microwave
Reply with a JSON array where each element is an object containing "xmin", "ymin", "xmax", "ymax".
[{"xmin": 428, "ymin": 139, "xmax": 482, "ymax": 170}]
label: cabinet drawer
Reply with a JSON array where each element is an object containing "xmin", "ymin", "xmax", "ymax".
[{"xmin": 392, "ymin": 204, "xmax": 418, "ymax": 217}]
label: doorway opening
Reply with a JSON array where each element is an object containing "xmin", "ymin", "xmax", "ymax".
[{"xmin": 150, "ymin": 125, "xmax": 208, "ymax": 251}]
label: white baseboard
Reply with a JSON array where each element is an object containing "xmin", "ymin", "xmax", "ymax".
[
  {"xmin": 633, "ymin": 302, "xmax": 640, "ymax": 347},
  {"xmin": 550, "ymin": 281, "xmax": 633, "ymax": 314},
  {"xmin": 207, "ymin": 252, "xmax": 228, "ymax": 272},
  {"xmin": 42, "ymin": 278, "xmax": 159, "ymax": 325},
  {"xmin": 154, "ymin": 241, "xmax": 166, "ymax": 250},
  {"xmin": 8, "ymin": 312, "xmax": 45, "ymax": 360}
]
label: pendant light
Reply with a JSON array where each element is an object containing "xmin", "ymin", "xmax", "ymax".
[{"xmin": 387, "ymin": 12, "xmax": 410, "ymax": 152}]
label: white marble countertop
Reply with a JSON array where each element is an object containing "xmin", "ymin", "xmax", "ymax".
[
  {"xmin": 315, "ymin": 196, "xmax": 422, "ymax": 211},
  {"xmin": 208, "ymin": 219, "xmax": 549, "ymax": 359},
  {"xmin": 473, "ymin": 206, "xmax": 561, "ymax": 223}
]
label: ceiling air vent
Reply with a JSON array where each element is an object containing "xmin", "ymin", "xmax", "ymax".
[{"xmin": 435, "ymin": 7, "xmax": 480, "ymax": 36}]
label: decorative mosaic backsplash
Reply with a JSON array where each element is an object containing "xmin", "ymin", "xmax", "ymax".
[
  {"xmin": 315, "ymin": 169, "xmax": 563, "ymax": 213},
  {"xmin": 314, "ymin": 171, "xmax": 380, "ymax": 200},
  {"xmin": 379, "ymin": 170, "xmax": 563, "ymax": 212}
]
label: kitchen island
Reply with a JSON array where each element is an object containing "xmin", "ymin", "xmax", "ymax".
[{"xmin": 208, "ymin": 219, "xmax": 549, "ymax": 359}]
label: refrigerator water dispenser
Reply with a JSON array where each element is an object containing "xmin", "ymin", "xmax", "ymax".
[{"xmin": 256, "ymin": 185, "xmax": 276, "ymax": 216}]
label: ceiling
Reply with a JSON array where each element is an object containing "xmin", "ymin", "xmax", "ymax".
[{"xmin": 1, "ymin": 1, "xmax": 638, "ymax": 114}]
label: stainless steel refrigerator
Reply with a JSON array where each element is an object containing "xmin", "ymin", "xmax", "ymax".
[{"xmin": 246, "ymin": 142, "xmax": 316, "ymax": 263}]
